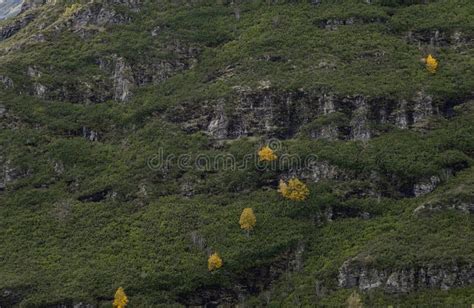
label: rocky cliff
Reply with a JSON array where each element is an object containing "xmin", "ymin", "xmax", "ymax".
[
  {"xmin": 0, "ymin": 0, "xmax": 22, "ymax": 20},
  {"xmin": 339, "ymin": 257, "xmax": 474, "ymax": 293}
]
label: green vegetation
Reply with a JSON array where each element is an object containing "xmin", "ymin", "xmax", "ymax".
[{"xmin": 0, "ymin": 0, "xmax": 473, "ymax": 306}]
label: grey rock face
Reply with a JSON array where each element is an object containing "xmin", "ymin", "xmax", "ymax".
[
  {"xmin": 113, "ymin": 57, "xmax": 135, "ymax": 102},
  {"xmin": 406, "ymin": 29, "xmax": 473, "ymax": 48},
  {"xmin": 0, "ymin": 75, "xmax": 14, "ymax": 88},
  {"xmin": 395, "ymin": 100, "xmax": 409, "ymax": 129},
  {"xmin": 168, "ymin": 89, "xmax": 457, "ymax": 141},
  {"xmin": 0, "ymin": 104, "xmax": 20, "ymax": 129},
  {"xmin": 97, "ymin": 45, "xmax": 197, "ymax": 103},
  {"xmin": 82, "ymin": 126, "xmax": 99, "ymax": 142},
  {"xmin": 0, "ymin": 164, "xmax": 4, "ymax": 191},
  {"xmin": 297, "ymin": 160, "xmax": 347, "ymax": 183},
  {"xmin": 26, "ymin": 66, "xmax": 48, "ymax": 98},
  {"xmin": 349, "ymin": 97, "xmax": 371, "ymax": 141},
  {"xmin": 66, "ymin": 3, "xmax": 131, "ymax": 31},
  {"xmin": 412, "ymin": 91, "xmax": 434, "ymax": 124},
  {"xmin": 0, "ymin": 286, "xmax": 30, "ymax": 307},
  {"xmin": 20, "ymin": 0, "xmax": 48, "ymax": 14},
  {"xmin": 72, "ymin": 303, "xmax": 95, "ymax": 308},
  {"xmin": 0, "ymin": 0, "xmax": 22, "ymax": 20},
  {"xmin": 232, "ymin": 90, "xmax": 298, "ymax": 138},
  {"xmin": 414, "ymin": 201, "xmax": 474, "ymax": 216},
  {"xmin": 0, "ymin": 12, "xmax": 35, "ymax": 41},
  {"xmin": 168, "ymin": 90, "xmax": 312, "ymax": 139},
  {"xmin": 317, "ymin": 16, "xmax": 386, "ymax": 30},
  {"xmin": 27, "ymin": 65, "xmax": 41, "ymax": 78},
  {"xmin": 338, "ymin": 258, "xmax": 474, "ymax": 293},
  {"xmin": 321, "ymin": 94, "xmax": 336, "ymax": 114},
  {"xmin": 413, "ymin": 176, "xmax": 440, "ymax": 197},
  {"xmin": 207, "ymin": 100, "xmax": 229, "ymax": 140},
  {"xmin": 33, "ymin": 82, "xmax": 46, "ymax": 97},
  {"xmin": 310, "ymin": 124, "xmax": 338, "ymax": 140},
  {"xmin": 135, "ymin": 60, "xmax": 189, "ymax": 85},
  {"xmin": 1, "ymin": 159, "xmax": 30, "ymax": 190},
  {"xmin": 104, "ymin": 0, "xmax": 142, "ymax": 8}
]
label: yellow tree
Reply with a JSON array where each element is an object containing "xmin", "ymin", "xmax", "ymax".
[
  {"xmin": 208, "ymin": 253, "xmax": 223, "ymax": 271},
  {"xmin": 278, "ymin": 178, "xmax": 309, "ymax": 201},
  {"xmin": 239, "ymin": 208, "xmax": 256, "ymax": 234},
  {"xmin": 426, "ymin": 54, "xmax": 438, "ymax": 74},
  {"xmin": 113, "ymin": 287, "xmax": 128, "ymax": 308},
  {"xmin": 258, "ymin": 146, "xmax": 277, "ymax": 162},
  {"xmin": 346, "ymin": 291, "xmax": 362, "ymax": 308}
]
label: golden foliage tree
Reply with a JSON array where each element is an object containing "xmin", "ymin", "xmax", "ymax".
[
  {"xmin": 426, "ymin": 54, "xmax": 438, "ymax": 74},
  {"xmin": 208, "ymin": 253, "xmax": 223, "ymax": 271},
  {"xmin": 113, "ymin": 287, "xmax": 128, "ymax": 308},
  {"xmin": 239, "ymin": 208, "xmax": 256, "ymax": 233},
  {"xmin": 258, "ymin": 146, "xmax": 277, "ymax": 162},
  {"xmin": 278, "ymin": 178, "xmax": 310, "ymax": 201},
  {"xmin": 346, "ymin": 291, "xmax": 362, "ymax": 308}
]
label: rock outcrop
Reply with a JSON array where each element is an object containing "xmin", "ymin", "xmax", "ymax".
[
  {"xmin": 20, "ymin": 42, "xmax": 197, "ymax": 103},
  {"xmin": 167, "ymin": 89, "xmax": 460, "ymax": 141},
  {"xmin": 349, "ymin": 96, "xmax": 371, "ymax": 141},
  {"xmin": 0, "ymin": 75, "xmax": 14, "ymax": 88},
  {"xmin": 414, "ymin": 199, "xmax": 474, "ymax": 216},
  {"xmin": 20, "ymin": 0, "xmax": 49, "ymax": 14},
  {"xmin": 0, "ymin": 0, "xmax": 22, "ymax": 20},
  {"xmin": 102, "ymin": 45, "xmax": 197, "ymax": 102},
  {"xmin": 298, "ymin": 160, "xmax": 348, "ymax": 183},
  {"xmin": 180, "ymin": 245, "xmax": 305, "ymax": 306},
  {"xmin": 0, "ymin": 103, "xmax": 20, "ymax": 130},
  {"xmin": 82, "ymin": 126, "xmax": 99, "ymax": 142},
  {"xmin": 112, "ymin": 56, "xmax": 135, "ymax": 102},
  {"xmin": 0, "ymin": 159, "xmax": 31, "ymax": 191},
  {"xmin": 413, "ymin": 176, "xmax": 441, "ymax": 197},
  {"xmin": 317, "ymin": 16, "xmax": 387, "ymax": 30},
  {"xmin": 406, "ymin": 30, "xmax": 474, "ymax": 48},
  {"xmin": 64, "ymin": 2, "xmax": 133, "ymax": 32},
  {"xmin": 338, "ymin": 258, "xmax": 474, "ymax": 293},
  {"xmin": 0, "ymin": 12, "xmax": 35, "ymax": 41},
  {"xmin": 0, "ymin": 286, "xmax": 31, "ymax": 307}
]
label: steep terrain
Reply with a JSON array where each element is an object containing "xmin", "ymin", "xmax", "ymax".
[{"xmin": 0, "ymin": 0, "xmax": 473, "ymax": 306}]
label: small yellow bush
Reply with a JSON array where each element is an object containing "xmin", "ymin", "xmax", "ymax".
[
  {"xmin": 208, "ymin": 253, "xmax": 223, "ymax": 271},
  {"xmin": 426, "ymin": 54, "xmax": 438, "ymax": 74},
  {"xmin": 239, "ymin": 208, "xmax": 256, "ymax": 232},
  {"xmin": 278, "ymin": 178, "xmax": 309, "ymax": 201},
  {"xmin": 113, "ymin": 287, "xmax": 128, "ymax": 308},
  {"xmin": 258, "ymin": 146, "xmax": 277, "ymax": 162}
]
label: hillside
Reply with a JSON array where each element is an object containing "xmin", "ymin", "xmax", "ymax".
[{"xmin": 0, "ymin": 0, "xmax": 473, "ymax": 306}]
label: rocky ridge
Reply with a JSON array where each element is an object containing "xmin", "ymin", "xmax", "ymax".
[{"xmin": 338, "ymin": 257, "xmax": 474, "ymax": 293}]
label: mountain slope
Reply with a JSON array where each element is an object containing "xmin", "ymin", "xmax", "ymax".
[{"xmin": 0, "ymin": 0, "xmax": 473, "ymax": 306}]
